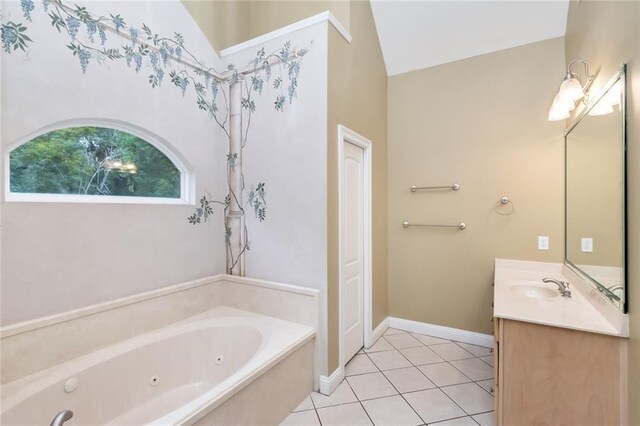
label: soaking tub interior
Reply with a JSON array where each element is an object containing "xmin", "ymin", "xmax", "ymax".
[{"xmin": 0, "ymin": 306, "xmax": 315, "ymax": 425}]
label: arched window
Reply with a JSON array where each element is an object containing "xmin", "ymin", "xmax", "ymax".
[{"xmin": 6, "ymin": 123, "xmax": 193, "ymax": 204}]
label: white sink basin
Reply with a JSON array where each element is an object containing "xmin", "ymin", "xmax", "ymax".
[{"xmin": 509, "ymin": 284, "xmax": 560, "ymax": 300}]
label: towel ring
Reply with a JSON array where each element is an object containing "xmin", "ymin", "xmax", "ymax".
[{"xmin": 494, "ymin": 196, "xmax": 515, "ymax": 216}]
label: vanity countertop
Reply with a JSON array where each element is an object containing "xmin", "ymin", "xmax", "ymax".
[{"xmin": 494, "ymin": 259, "xmax": 628, "ymax": 337}]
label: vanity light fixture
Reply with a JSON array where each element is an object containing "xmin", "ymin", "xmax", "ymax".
[
  {"xmin": 548, "ymin": 93, "xmax": 572, "ymax": 121},
  {"xmin": 548, "ymin": 59, "xmax": 595, "ymax": 121}
]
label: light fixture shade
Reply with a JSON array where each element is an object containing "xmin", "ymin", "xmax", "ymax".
[
  {"xmin": 548, "ymin": 93, "xmax": 571, "ymax": 121},
  {"xmin": 547, "ymin": 59, "xmax": 594, "ymax": 121},
  {"xmin": 558, "ymin": 77, "xmax": 584, "ymax": 104},
  {"xmin": 548, "ymin": 108, "xmax": 570, "ymax": 121},
  {"xmin": 558, "ymin": 93, "xmax": 576, "ymax": 112}
]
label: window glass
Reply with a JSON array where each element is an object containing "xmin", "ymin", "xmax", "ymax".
[{"xmin": 9, "ymin": 126, "xmax": 181, "ymax": 198}]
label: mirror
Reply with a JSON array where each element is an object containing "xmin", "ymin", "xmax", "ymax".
[{"xmin": 565, "ymin": 66, "xmax": 626, "ymax": 312}]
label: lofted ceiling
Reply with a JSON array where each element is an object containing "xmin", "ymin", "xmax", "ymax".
[{"xmin": 370, "ymin": 0, "xmax": 570, "ymax": 76}]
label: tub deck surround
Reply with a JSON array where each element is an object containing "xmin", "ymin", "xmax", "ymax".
[
  {"xmin": 0, "ymin": 307, "xmax": 315, "ymax": 425},
  {"xmin": 494, "ymin": 259, "xmax": 628, "ymax": 337},
  {"xmin": 0, "ymin": 274, "xmax": 320, "ymax": 384}
]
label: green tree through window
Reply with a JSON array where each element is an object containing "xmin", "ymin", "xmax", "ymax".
[{"xmin": 9, "ymin": 126, "xmax": 181, "ymax": 198}]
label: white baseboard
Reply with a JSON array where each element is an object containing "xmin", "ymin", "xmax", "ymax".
[
  {"xmin": 328, "ymin": 316, "xmax": 490, "ymax": 396},
  {"xmin": 388, "ymin": 317, "xmax": 493, "ymax": 348},
  {"xmin": 368, "ymin": 317, "xmax": 389, "ymax": 347},
  {"xmin": 319, "ymin": 366, "xmax": 344, "ymax": 396}
]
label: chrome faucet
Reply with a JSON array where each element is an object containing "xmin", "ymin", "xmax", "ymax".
[
  {"xmin": 542, "ymin": 278, "xmax": 572, "ymax": 298},
  {"xmin": 50, "ymin": 410, "xmax": 73, "ymax": 426}
]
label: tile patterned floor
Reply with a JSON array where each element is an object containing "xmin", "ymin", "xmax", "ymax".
[{"xmin": 281, "ymin": 328, "xmax": 495, "ymax": 426}]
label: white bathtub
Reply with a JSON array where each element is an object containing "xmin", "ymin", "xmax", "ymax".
[{"xmin": 0, "ymin": 306, "xmax": 315, "ymax": 425}]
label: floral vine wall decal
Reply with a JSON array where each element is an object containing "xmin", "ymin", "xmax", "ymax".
[{"xmin": 1, "ymin": 0, "xmax": 309, "ymax": 276}]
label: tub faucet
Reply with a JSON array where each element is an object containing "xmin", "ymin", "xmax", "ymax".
[
  {"xmin": 50, "ymin": 410, "xmax": 73, "ymax": 426},
  {"xmin": 542, "ymin": 278, "xmax": 572, "ymax": 298}
]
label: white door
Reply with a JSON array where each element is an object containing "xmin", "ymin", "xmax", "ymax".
[{"xmin": 342, "ymin": 141, "xmax": 365, "ymax": 362}]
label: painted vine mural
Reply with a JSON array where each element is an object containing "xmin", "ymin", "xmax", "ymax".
[{"xmin": 1, "ymin": 0, "xmax": 309, "ymax": 275}]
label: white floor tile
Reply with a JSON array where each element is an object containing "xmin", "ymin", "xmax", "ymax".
[
  {"xmin": 316, "ymin": 402, "xmax": 373, "ymax": 426},
  {"xmin": 368, "ymin": 350, "xmax": 412, "ymax": 370},
  {"xmin": 280, "ymin": 410, "xmax": 321, "ymax": 426},
  {"xmin": 361, "ymin": 395, "xmax": 423, "ymax": 426},
  {"xmin": 441, "ymin": 383, "xmax": 494, "ymax": 415},
  {"xmin": 429, "ymin": 416, "xmax": 478, "ymax": 425},
  {"xmin": 450, "ymin": 358, "xmax": 493, "ymax": 381},
  {"xmin": 311, "ymin": 381, "xmax": 357, "ymax": 408},
  {"xmin": 364, "ymin": 337, "xmax": 396, "ymax": 353},
  {"xmin": 418, "ymin": 363, "xmax": 471, "ymax": 387},
  {"xmin": 346, "ymin": 372, "xmax": 398, "ymax": 400},
  {"xmin": 384, "ymin": 328, "xmax": 406, "ymax": 335},
  {"xmin": 383, "ymin": 366, "xmax": 436, "ymax": 393},
  {"xmin": 403, "ymin": 388, "xmax": 466, "ymax": 424},
  {"xmin": 292, "ymin": 395, "xmax": 314, "ymax": 412},
  {"xmin": 346, "ymin": 354, "xmax": 379, "ymax": 376},
  {"xmin": 400, "ymin": 346, "xmax": 444, "ymax": 365},
  {"xmin": 456, "ymin": 342, "xmax": 493, "ymax": 357},
  {"xmin": 385, "ymin": 333, "xmax": 424, "ymax": 349},
  {"xmin": 472, "ymin": 411, "xmax": 496, "ymax": 426},
  {"xmin": 479, "ymin": 355, "xmax": 494, "ymax": 367},
  {"xmin": 290, "ymin": 375, "xmax": 495, "ymax": 426},
  {"xmin": 429, "ymin": 343, "xmax": 475, "ymax": 361},
  {"xmin": 299, "ymin": 372, "xmax": 494, "ymax": 426},
  {"xmin": 411, "ymin": 333, "xmax": 451, "ymax": 346}
]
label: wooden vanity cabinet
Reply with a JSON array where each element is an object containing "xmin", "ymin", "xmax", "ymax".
[{"xmin": 493, "ymin": 318, "xmax": 627, "ymax": 425}]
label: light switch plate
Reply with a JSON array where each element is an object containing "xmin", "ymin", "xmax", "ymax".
[
  {"xmin": 581, "ymin": 238, "xmax": 593, "ymax": 253},
  {"xmin": 538, "ymin": 236, "xmax": 549, "ymax": 250}
]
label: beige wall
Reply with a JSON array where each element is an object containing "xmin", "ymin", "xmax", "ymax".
[
  {"xmin": 182, "ymin": 0, "xmax": 350, "ymax": 52},
  {"xmin": 327, "ymin": 0, "xmax": 388, "ymax": 373},
  {"xmin": 564, "ymin": 0, "xmax": 640, "ymax": 421},
  {"xmin": 246, "ymin": 1, "xmax": 349, "ymax": 43},
  {"xmin": 388, "ymin": 37, "xmax": 566, "ymax": 335},
  {"xmin": 181, "ymin": 0, "xmax": 249, "ymax": 53}
]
